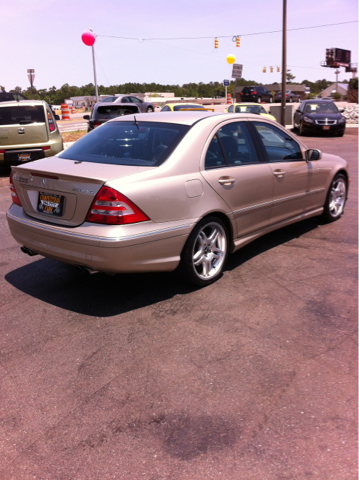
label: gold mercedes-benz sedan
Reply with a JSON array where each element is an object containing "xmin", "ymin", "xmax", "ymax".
[{"xmin": 7, "ymin": 111, "xmax": 349, "ymax": 286}]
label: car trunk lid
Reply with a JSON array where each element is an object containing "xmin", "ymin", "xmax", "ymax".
[{"xmin": 11, "ymin": 158, "xmax": 155, "ymax": 227}]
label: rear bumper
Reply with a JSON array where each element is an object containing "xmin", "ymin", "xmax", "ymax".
[
  {"xmin": 7, "ymin": 205, "xmax": 194, "ymax": 273},
  {"xmin": 0, "ymin": 140, "xmax": 64, "ymax": 166}
]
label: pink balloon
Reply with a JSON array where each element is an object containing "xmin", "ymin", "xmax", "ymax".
[{"xmin": 81, "ymin": 31, "xmax": 96, "ymax": 47}]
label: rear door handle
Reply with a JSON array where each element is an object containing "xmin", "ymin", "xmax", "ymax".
[
  {"xmin": 218, "ymin": 176, "xmax": 236, "ymax": 185},
  {"xmin": 273, "ymin": 169, "xmax": 285, "ymax": 178}
]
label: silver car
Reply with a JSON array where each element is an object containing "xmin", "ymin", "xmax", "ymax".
[
  {"xmin": 100, "ymin": 95, "xmax": 155, "ymax": 113},
  {"xmin": 7, "ymin": 112, "xmax": 349, "ymax": 286}
]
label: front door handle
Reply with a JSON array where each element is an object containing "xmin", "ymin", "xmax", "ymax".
[
  {"xmin": 218, "ymin": 176, "xmax": 236, "ymax": 186},
  {"xmin": 273, "ymin": 169, "xmax": 285, "ymax": 178}
]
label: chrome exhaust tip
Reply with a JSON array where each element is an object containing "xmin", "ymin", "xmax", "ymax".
[
  {"xmin": 21, "ymin": 246, "xmax": 38, "ymax": 257},
  {"xmin": 76, "ymin": 265, "xmax": 99, "ymax": 275}
]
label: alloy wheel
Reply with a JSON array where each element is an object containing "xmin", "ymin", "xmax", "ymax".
[
  {"xmin": 329, "ymin": 178, "xmax": 346, "ymax": 218},
  {"xmin": 192, "ymin": 222, "xmax": 227, "ymax": 281}
]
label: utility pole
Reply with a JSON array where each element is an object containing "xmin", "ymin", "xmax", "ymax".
[
  {"xmin": 280, "ymin": 0, "xmax": 287, "ymax": 127},
  {"xmin": 335, "ymin": 69, "xmax": 340, "ymax": 95}
]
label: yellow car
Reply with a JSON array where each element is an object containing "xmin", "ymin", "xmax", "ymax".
[
  {"xmin": 161, "ymin": 103, "xmax": 212, "ymax": 112},
  {"xmin": 225, "ymin": 103, "xmax": 277, "ymax": 122}
]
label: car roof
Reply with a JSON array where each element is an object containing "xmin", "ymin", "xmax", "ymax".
[
  {"xmin": 109, "ymin": 111, "xmax": 275, "ymax": 126},
  {"xmin": 167, "ymin": 103, "xmax": 204, "ymax": 106},
  {"xmin": 0, "ymin": 100, "xmax": 46, "ymax": 106},
  {"xmin": 95, "ymin": 102, "xmax": 139, "ymax": 108}
]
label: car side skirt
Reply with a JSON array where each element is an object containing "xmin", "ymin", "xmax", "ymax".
[{"xmin": 231, "ymin": 207, "xmax": 323, "ymax": 253}]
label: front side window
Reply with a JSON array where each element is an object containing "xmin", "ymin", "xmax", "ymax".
[
  {"xmin": 205, "ymin": 122, "xmax": 259, "ymax": 169},
  {"xmin": 227, "ymin": 105, "xmax": 234, "ymax": 113},
  {"xmin": 161, "ymin": 106, "xmax": 170, "ymax": 112},
  {"xmin": 253, "ymin": 122, "xmax": 302, "ymax": 161},
  {"xmin": 58, "ymin": 121, "xmax": 190, "ymax": 167}
]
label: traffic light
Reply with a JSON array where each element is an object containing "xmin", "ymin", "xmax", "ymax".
[
  {"xmin": 277, "ymin": 66, "xmax": 280, "ymax": 72},
  {"xmin": 215, "ymin": 38, "xmax": 218, "ymax": 49},
  {"xmin": 263, "ymin": 66, "xmax": 266, "ymax": 73},
  {"xmin": 236, "ymin": 36, "xmax": 240, "ymax": 47},
  {"xmin": 270, "ymin": 66, "xmax": 273, "ymax": 73}
]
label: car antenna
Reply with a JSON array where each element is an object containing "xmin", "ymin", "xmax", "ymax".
[{"xmin": 133, "ymin": 115, "xmax": 139, "ymax": 129}]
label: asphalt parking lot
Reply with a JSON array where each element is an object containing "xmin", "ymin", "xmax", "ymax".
[{"xmin": 0, "ymin": 130, "xmax": 357, "ymax": 479}]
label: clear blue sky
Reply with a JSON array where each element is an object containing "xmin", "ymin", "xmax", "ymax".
[{"xmin": 1, "ymin": 0, "xmax": 358, "ymax": 91}]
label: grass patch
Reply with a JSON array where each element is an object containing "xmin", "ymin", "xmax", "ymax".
[{"xmin": 62, "ymin": 130, "xmax": 87, "ymax": 143}]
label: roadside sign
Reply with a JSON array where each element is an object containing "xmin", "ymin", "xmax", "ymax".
[
  {"xmin": 223, "ymin": 80, "xmax": 230, "ymax": 86},
  {"xmin": 27, "ymin": 68, "xmax": 35, "ymax": 84},
  {"xmin": 232, "ymin": 64, "xmax": 243, "ymax": 79}
]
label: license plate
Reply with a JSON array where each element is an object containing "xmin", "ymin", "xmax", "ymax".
[
  {"xmin": 37, "ymin": 192, "xmax": 64, "ymax": 216},
  {"xmin": 322, "ymin": 126, "xmax": 330, "ymax": 130},
  {"xmin": 18, "ymin": 153, "xmax": 31, "ymax": 162}
]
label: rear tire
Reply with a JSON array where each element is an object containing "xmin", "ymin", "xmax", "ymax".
[
  {"xmin": 321, "ymin": 173, "xmax": 347, "ymax": 223},
  {"xmin": 179, "ymin": 216, "xmax": 229, "ymax": 286},
  {"xmin": 299, "ymin": 121, "xmax": 305, "ymax": 136},
  {"xmin": 269, "ymin": 97, "xmax": 273, "ymax": 103},
  {"xmin": 257, "ymin": 96, "xmax": 262, "ymax": 103},
  {"xmin": 146, "ymin": 106, "xmax": 154, "ymax": 113}
]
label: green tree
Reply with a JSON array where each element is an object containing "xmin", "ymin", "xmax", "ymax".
[{"xmin": 286, "ymin": 70, "xmax": 296, "ymax": 83}]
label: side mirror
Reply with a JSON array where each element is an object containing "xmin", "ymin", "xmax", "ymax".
[
  {"xmin": 83, "ymin": 115, "xmax": 90, "ymax": 120},
  {"xmin": 306, "ymin": 149, "xmax": 322, "ymax": 161},
  {"xmin": 54, "ymin": 115, "xmax": 60, "ymax": 121}
]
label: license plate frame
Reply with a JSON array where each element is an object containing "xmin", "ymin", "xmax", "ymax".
[
  {"xmin": 322, "ymin": 126, "xmax": 330, "ymax": 131},
  {"xmin": 37, "ymin": 192, "xmax": 64, "ymax": 216},
  {"xmin": 18, "ymin": 152, "xmax": 31, "ymax": 162}
]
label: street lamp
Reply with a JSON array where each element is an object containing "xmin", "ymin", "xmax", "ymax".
[{"xmin": 81, "ymin": 29, "xmax": 99, "ymax": 103}]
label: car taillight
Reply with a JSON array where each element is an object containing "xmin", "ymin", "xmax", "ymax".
[
  {"xmin": 49, "ymin": 123, "xmax": 55, "ymax": 132},
  {"xmin": 0, "ymin": 149, "xmax": 5, "ymax": 154},
  {"xmin": 94, "ymin": 121, "xmax": 101, "ymax": 127},
  {"xmin": 86, "ymin": 186, "xmax": 150, "ymax": 225},
  {"xmin": 240, "ymin": 92, "xmax": 243, "ymax": 95},
  {"xmin": 10, "ymin": 171, "xmax": 21, "ymax": 206},
  {"xmin": 252, "ymin": 91, "xmax": 257, "ymax": 94},
  {"xmin": 42, "ymin": 146, "xmax": 51, "ymax": 151},
  {"xmin": 285, "ymin": 94, "xmax": 288, "ymax": 96}
]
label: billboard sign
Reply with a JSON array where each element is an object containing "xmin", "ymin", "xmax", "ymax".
[
  {"xmin": 231, "ymin": 64, "xmax": 243, "ymax": 79},
  {"xmin": 326, "ymin": 48, "xmax": 351, "ymax": 68}
]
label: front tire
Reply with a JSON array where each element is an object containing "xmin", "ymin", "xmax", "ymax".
[
  {"xmin": 179, "ymin": 216, "xmax": 229, "ymax": 286},
  {"xmin": 321, "ymin": 174, "xmax": 347, "ymax": 223},
  {"xmin": 299, "ymin": 121, "xmax": 305, "ymax": 136}
]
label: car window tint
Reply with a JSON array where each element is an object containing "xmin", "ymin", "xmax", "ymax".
[
  {"xmin": 305, "ymin": 103, "xmax": 337, "ymax": 113},
  {"xmin": 228, "ymin": 105, "xmax": 234, "ymax": 113},
  {"xmin": 121, "ymin": 97, "xmax": 129, "ymax": 103},
  {"xmin": 217, "ymin": 122, "xmax": 259, "ymax": 166},
  {"xmin": 130, "ymin": 97, "xmax": 141, "ymax": 103},
  {"xmin": 0, "ymin": 105, "xmax": 45, "ymax": 125},
  {"xmin": 205, "ymin": 135, "xmax": 226, "ymax": 169},
  {"xmin": 253, "ymin": 122, "xmax": 302, "ymax": 162},
  {"xmin": 59, "ymin": 121, "xmax": 190, "ymax": 167},
  {"xmin": 173, "ymin": 104, "xmax": 204, "ymax": 111},
  {"xmin": 161, "ymin": 106, "xmax": 170, "ymax": 111},
  {"xmin": 96, "ymin": 105, "xmax": 139, "ymax": 118}
]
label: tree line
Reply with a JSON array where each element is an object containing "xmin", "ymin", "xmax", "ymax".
[{"xmin": 1, "ymin": 75, "xmax": 346, "ymax": 104}]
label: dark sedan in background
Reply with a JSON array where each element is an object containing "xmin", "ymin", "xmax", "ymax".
[
  {"xmin": 100, "ymin": 95, "xmax": 155, "ymax": 113},
  {"xmin": 83, "ymin": 103, "xmax": 140, "ymax": 132},
  {"xmin": 294, "ymin": 100, "xmax": 346, "ymax": 136},
  {"xmin": 274, "ymin": 90, "xmax": 301, "ymax": 103},
  {"xmin": 239, "ymin": 86, "xmax": 273, "ymax": 103}
]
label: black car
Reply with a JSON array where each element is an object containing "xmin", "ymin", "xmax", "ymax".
[
  {"xmin": 239, "ymin": 86, "xmax": 273, "ymax": 103},
  {"xmin": 83, "ymin": 103, "xmax": 140, "ymax": 132},
  {"xmin": 293, "ymin": 100, "xmax": 346, "ymax": 136},
  {"xmin": 0, "ymin": 91, "xmax": 28, "ymax": 102}
]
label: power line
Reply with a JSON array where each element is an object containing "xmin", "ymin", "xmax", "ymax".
[{"xmin": 97, "ymin": 20, "xmax": 358, "ymax": 41}]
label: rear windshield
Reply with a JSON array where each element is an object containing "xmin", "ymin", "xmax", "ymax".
[
  {"xmin": 96, "ymin": 105, "xmax": 139, "ymax": 118},
  {"xmin": 242, "ymin": 87, "xmax": 255, "ymax": 93},
  {"xmin": 100, "ymin": 97, "xmax": 117, "ymax": 102},
  {"xmin": 235, "ymin": 105, "xmax": 266, "ymax": 114},
  {"xmin": 0, "ymin": 105, "xmax": 45, "ymax": 125},
  {"xmin": 173, "ymin": 104, "xmax": 205, "ymax": 111},
  {"xmin": 59, "ymin": 121, "xmax": 190, "ymax": 167}
]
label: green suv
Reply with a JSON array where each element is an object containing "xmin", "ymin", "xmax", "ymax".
[{"xmin": 0, "ymin": 100, "xmax": 63, "ymax": 171}]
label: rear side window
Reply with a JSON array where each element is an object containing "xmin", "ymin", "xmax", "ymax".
[
  {"xmin": 205, "ymin": 122, "xmax": 259, "ymax": 169},
  {"xmin": 96, "ymin": 105, "xmax": 139, "ymax": 118},
  {"xmin": 59, "ymin": 121, "xmax": 190, "ymax": 167},
  {"xmin": 0, "ymin": 105, "xmax": 45, "ymax": 125}
]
